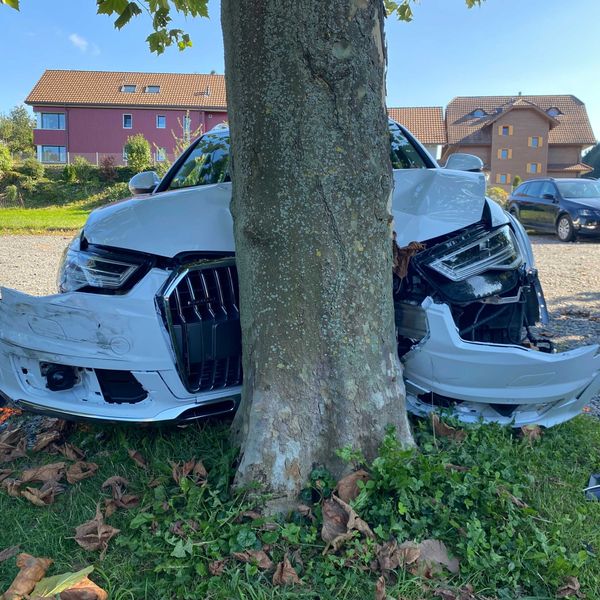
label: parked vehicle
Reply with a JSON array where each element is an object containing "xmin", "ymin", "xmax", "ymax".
[
  {"xmin": 1, "ymin": 123, "xmax": 599, "ymax": 428},
  {"xmin": 507, "ymin": 178, "xmax": 600, "ymax": 242}
]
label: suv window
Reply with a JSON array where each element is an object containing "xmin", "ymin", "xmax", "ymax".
[
  {"xmin": 168, "ymin": 133, "xmax": 231, "ymax": 190},
  {"xmin": 526, "ymin": 181, "xmax": 543, "ymax": 197},
  {"xmin": 514, "ymin": 183, "xmax": 529, "ymax": 196},
  {"xmin": 538, "ymin": 182, "xmax": 556, "ymax": 198},
  {"xmin": 389, "ymin": 123, "xmax": 428, "ymax": 170}
]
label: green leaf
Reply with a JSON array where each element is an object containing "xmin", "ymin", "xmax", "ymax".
[
  {"xmin": 96, "ymin": 0, "xmax": 128, "ymax": 16},
  {"xmin": 130, "ymin": 512, "xmax": 155, "ymax": 529},
  {"xmin": 1, "ymin": 0, "xmax": 19, "ymax": 9},
  {"xmin": 114, "ymin": 1, "xmax": 142, "ymax": 29},
  {"xmin": 31, "ymin": 566, "xmax": 94, "ymax": 597}
]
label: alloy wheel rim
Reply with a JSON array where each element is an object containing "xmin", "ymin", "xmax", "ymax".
[{"xmin": 558, "ymin": 218, "xmax": 570, "ymax": 239}]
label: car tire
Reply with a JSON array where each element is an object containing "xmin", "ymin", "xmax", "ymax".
[
  {"xmin": 508, "ymin": 206, "xmax": 519, "ymax": 221},
  {"xmin": 556, "ymin": 214, "xmax": 576, "ymax": 242}
]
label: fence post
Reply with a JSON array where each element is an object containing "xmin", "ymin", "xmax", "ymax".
[{"xmin": 96, "ymin": 152, "xmax": 99, "ymax": 166}]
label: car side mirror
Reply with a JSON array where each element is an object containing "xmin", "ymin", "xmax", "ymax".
[
  {"xmin": 542, "ymin": 193, "xmax": 556, "ymax": 201},
  {"xmin": 444, "ymin": 153, "xmax": 484, "ymax": 172},
  {"xmin": 129, "ymin": 171, "xmax": 160, "ymax": 195}
]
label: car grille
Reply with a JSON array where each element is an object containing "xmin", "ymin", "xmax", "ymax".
[{"xmin": 159, "ymin": 259, "xmax": 242, "ymax": 393}]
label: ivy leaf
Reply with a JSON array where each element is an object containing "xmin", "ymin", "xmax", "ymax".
[{"xmin": 114, "ymin": 1, "xmax": 142, "ymax": 29}]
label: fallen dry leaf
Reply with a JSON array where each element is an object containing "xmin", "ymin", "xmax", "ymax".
[
  {"xmin": 556, "ymin": 576, "xmax": 584, "ymax": 598},
  {"xmin": 521, "ymin": 424, "xmax": 543, "ymax": 442},
  {"xmin": 0, "ymin": 407, "xmax": 22, "ymax": 425},
  {"xmin": 59, "ymin": 576, "xmax": 108, "ymax": 600},
  {"xmin": 322, "ymin": 495, "xmax": 374, "ymax": 553},
  {"xmin": 0, "ymin": 545, "xmax": 20, "ymax": 563},
  {"xmin": 170, "ymin": 459, "xmax": 207, "ymax": 485},
  {"xmin": 101, "ymin": 476, "xmax": 139, "ymax": 516},
  {"xmin": 74, "ymin": 506, "xmax": 120, "ymax": 558},
  {"xmin": 208, "ymin": 559, "xmax": 227, "ymax": 576},
  {"xmin": 374, "ymin": 575, "xmax": 386, "ymax": 600},
  {"xmin": 32, "ymin": 430, "xmax": 62, "ymax": 453},
  {"xmin": 272, "ymin": 555, "xmax": 301, "ymax": 586},
  {"xmin": 2, "ymin": 553, "xmax": 53, "ymax": 600},
  {"xmin": 127, "ymin": 449, "xmax": 148, "ymax": 469},
  {"xmin": 101, "ymin": 476, "xmax": 129, "ymax": 494},
  {"xmin": 296, "ymin": 504, "xmax": 316, "ymax": 522},
  {"xmin": 444, "ymin": 464, "xmax": 470, "ymax": 473},
  {"xmin": 66, "ymin": 462, "xmax": 99, "ymax": 484},
  {"xmin": 233, "ymin": 550, "xmax": 274, "ymax": 570},
  {"xmin": 56, "ymin": 443, "xmax": 86, "ymax": 462},
  {"xmin": 373, "ymin": 540, "xmax": 402, "ymax": 575},
  {"xmin": 0, "ymin": 437, "xmax": 27, "ymax": 464},
  {"xmin": 21, "ymin": 462, "xmax": 66, "ymax": 484},
  {"xmin": 431, "ymin": 413, "xmax": 467, "ymax": 442},
  {"xmin": 236, "ymin": 510, "xmax": 262, "ymax": 522},
  {"xmin": 336, "ymin": 469, "xmax": 370, "ymax": 503},
  {"xmin": 21, "ymin": 480, "xmax": 65, "ymax": 507},
  {"xmin": 497, "ymin": 486, "xmax": 529, "ymax": 509},
  {"xmin": 0, "ymin": 425, "xmax": 23, "ymax": 447},
  {"xmin": 39, "ymin": 417, "xmax": 70, "ymax": 435},
  {"xmin": 405, "ymin": 539, "xmax": 460, "ymax": 578},
  {"xmin": 1, "ymin": 478, "xmax": 22, "ymax": 497}
]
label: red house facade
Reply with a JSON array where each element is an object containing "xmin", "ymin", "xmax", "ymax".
[{"xmin": 26, "ymin": 70, "xmax": 228, "ymax": 165}]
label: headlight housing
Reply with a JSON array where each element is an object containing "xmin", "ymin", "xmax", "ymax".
[
  {"xmin": 57, "ymin": 234, "xmax": 152, "ymax": 293},
  {"xmin": 577, "ymin": 208, "xmax": 598, "ymax": 218},
  {"xmin": 426, "ymin": 225, "xmax": 523, "ymax": 282}
]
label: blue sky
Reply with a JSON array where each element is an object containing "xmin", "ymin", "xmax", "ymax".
[{"xmin": 1, "ymin": 0, "xmax": 599, "ymax": 140}]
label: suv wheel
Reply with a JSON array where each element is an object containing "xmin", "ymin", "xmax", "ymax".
[{"xmin": 556, "ymin": 214, "xmax": 576, "ymax": 242}]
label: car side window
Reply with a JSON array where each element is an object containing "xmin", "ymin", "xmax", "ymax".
[
  {"xmin": 515, "ymin": 183, "xmax": 529, "ymax": 197},
  {"xmin": 168, "ymin": 134, "xmax": 231, "ymax": 190},
  {"xmin": 389, "ymin": 124, "xmax": 428, "ymax": 170},
  {"xmin": 526, "ymin": 181, "xmax": 543, "ymax": 198},
  {"xmin": 538, "ymin": 182, "xmax": 555, "ymax": 198}
]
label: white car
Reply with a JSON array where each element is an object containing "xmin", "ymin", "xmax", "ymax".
[{"xmin": 1, "ymin": 122, "xmax": 599, "ymax": 427}]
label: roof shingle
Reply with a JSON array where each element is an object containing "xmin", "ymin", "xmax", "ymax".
[
  {"xmin": 446, "ymin": 95, "xmax": 596, "ymax": 146},
  {"xmin": 26, "ymin": 70, "xmax": 227, "ymax": 110},
  {"xmin": 388, "ymin": 106, "xmax": 446, "ymax": 144}
]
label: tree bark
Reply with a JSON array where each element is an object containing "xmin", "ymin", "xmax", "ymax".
[{"xmin": 221, "ymin": 0, "xmax": 413, "ymax": 504}]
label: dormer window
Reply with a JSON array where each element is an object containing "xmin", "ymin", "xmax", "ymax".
[
  {"xmin": 472, "ymin": 108, "xmax": 486, "ymax": 117},
  {"xmin": 547, "ymin": 107, "xmax": 561, "ymax": 117},
  {"xmin": 121, "ymin": 84, "xmax": 136, "ymax": 93},
  {"xmin": 145, "ymin": 85, "xmax": 160, "ymax": 94}
]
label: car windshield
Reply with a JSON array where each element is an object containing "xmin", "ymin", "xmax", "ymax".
[
  {"xmin": 168, "ymin": 133, "xmax": 230, "ymax": 190},
  {"xmin": 389, "ymin": 123, "xmax": 429, "ymax": 169},
  {"xmin": 555, "ymin": 180, "xmax": 600, "ymax": 198}
]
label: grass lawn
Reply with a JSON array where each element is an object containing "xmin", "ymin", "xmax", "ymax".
[
  {"xmin": 0, "ymin": 180, "xmax": 130, "ymax": 234},
  {"xmin": 2, "ymin": 413, "xmax": 600, "ymax": 599}
]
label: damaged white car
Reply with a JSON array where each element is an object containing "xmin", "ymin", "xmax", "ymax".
[{"xmin": 1, "ymin": 121, "xmax": 599, "ymax": 427}]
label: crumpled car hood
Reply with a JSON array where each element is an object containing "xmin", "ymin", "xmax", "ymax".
[{"xmin": 84, "ymin": 169, "xmax": 486, "ymax": 258}]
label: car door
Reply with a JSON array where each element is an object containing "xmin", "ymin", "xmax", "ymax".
[
  {"xmin": 537, "ymin": 181, "xmax": 560, "ymax": 229},
  {"xmin": 518, "ymin": 182, "xmax": 543, "ymax": 227}
]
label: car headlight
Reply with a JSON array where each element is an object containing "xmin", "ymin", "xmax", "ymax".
[
  {"xmin": 426, "ymin": 225, "xmax": 523, "ymax": 282},
  {"xmin": 577, "ymin": 208, "xmax": 597, "ymax": 217},
  {"xmin": 57, "ymin": 234, "xmax": 151, "ymax": 293}
]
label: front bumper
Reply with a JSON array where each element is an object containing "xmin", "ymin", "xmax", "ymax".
[
  {"xmin": 0, "ymin": 269, "xmax": 240, "ymax": 422},
  {"xmin": 404, "ymin": 297, "xmax": 600, "ymax": 427}
]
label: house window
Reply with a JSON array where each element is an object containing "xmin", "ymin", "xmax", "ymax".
[
  {"xmin": 527, "ymin": 163, "xmax": 542, "ymax": 174},
  {"xmin": 145, "ymin": 85, "xmax": 160, "ymax": 93},
  {"xmin": 547, "ymin": 107, "xmax": 561, "ymax": 117},
  {"xmin": 123, "ymin": 114, "xmax": 132, "ymax": 129},
  {"xmin": 121, "ymin": 84, "xmax": 136, "ymax": 93},
  {"xmin": 122, "ymin": 147, "xmax": 128, "ymax": 162},
  {"xmin": 40, "ymin": 113, "xmax": 65, "ymax": 130},
  {"xmin": 498, "ymin": 148, "xmax": 512, "ymax": 160},
  {"xmin": 499, "ymin": 125, "xmax": 513, "ymax": 136},
  {"xmin": 155, "ymin": 147, "xmax": 166, "ymax": 162},
  {"xmin": 156, "ymin": 115, "xmax": 166, "ymax": 129},
  {"xmin": 40, "ymin": 145, "xmax": 66, "ymax": 163},
  {"xmin": 472, "ymin": 108, "xmax": 486, "ymax": 117},
  {"xmin": 529, "ymin": 136, "xmax": 542, "ymax": 148},
  {"xmin": 183, "ymin": 115, "xmax": 191, "ymax": 134},
  {"xmin": 496, "ymin": 173, "xmax": 511, "ymax": 185}
]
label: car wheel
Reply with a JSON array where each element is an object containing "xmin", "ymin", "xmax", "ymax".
[
  {"xmin": 509, "ymin": 206, "xmax": 519, "ymax": 220},
  {"xmin": 556, "ymin": 214, "xmax": 576, "ymax": 242}
]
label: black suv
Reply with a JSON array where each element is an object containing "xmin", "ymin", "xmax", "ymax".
[{"xmin": 507, "ymin": 178, "xmax": 600, "ymax": 242}]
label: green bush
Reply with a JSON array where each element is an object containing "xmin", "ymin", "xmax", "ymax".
[
  {"xmin": 72, "ymin": 156, "xmax": 96, "ymax": 183},
  {"xmin": 124, "ymin": 133, "xmax": 152, "ymax": 173},
  {"xmin": 62, "ymin": 163, "xmax": 77, "ymax": 183},
  {"xmin": 487, "ymin": 186, "xmax": 509, "ymax": 208},
  {"xmin": 0, "ymin": 143, "xmax": 12, "ymax": 174},
  {"xmin": 0, "ymin": 170, "xmax": 24, "ymax": 189},
  {"xmin": 19, "ymin": 157, "xmax": 44, "ymax": 179},
  {"xmin": 4, "ymin": 184, "xmax": 20, "ymax": 205},
  {"xmin": 99, "ymin": 155, "xmax": 117, "ymax": 182},
  {"xmin": 512, "ymin": 175, "xmax": 522, "ymax": 189}
]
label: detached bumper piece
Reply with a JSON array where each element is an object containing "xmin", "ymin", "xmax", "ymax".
[
  {"xmin": 0, "ymin": 269, "xmax": 241, "ymax": 422},
  {"xmin": 404, "ymin": 297, "xmax": 600, "ymax": 427}
]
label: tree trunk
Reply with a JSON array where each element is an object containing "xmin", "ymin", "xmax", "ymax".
[{"xmin": 221, "ymin": 0, "xmax": 413, "ymax": 504}]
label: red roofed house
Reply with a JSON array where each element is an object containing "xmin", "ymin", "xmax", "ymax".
[
  {"xmin": 25, "ymin": 70, "xmax": 228, "ymax": 165},
  {"xmin": 443, "ymin": 95, "xmax": 596, "ymax": 190},
  {"xmin": 388, "ymin": 106, "xmax": 446, "ymax": 159}
]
